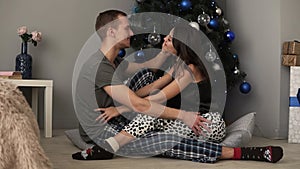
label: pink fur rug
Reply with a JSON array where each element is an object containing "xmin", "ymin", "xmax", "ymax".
[{"xmin": 0, "ymin": 80, "xmax": 52, "ymax": 169}]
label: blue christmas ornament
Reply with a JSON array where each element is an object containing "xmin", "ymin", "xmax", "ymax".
[
  {"xmin": 118, "ymin": 49, "xmax": 126, "ymax": 58},
  {"xmin": 233, "ymin": 53, "xmax": 238, "ymax": 59},
  {"xmin": 208, "ymin": 18, "xmax": 218, "ymax": 30},
  {"xmin": 211, "ymin": 1, "xmax": 217, "ymax": 8},
  {"xmin": 240, "ymin": 81, "xmax": 251, "ymax": 94},
  {"xmin": 225, "ymin": 30, "xmax": 235, "ymax": 42},
  {"xmin": 180, "ymin": 0, "xmax": 192, "ymax": 11},
  {"xmin": 135, "ymin": 50, "xmax": 146, "ymax": 63},
  {"xmin": 137, "ymin": 50, "xmax": 145, "ymax": 57},
  {"xmin": 132, "ymin": 6, "xmax": 139, "ymax": 13}
]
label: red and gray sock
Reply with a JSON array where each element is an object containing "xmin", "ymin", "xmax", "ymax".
[
  {"xmin": 72, "ymin": 143, "xmax": 114, "ymax": 160},
  {"xmin": 233, "ymin": 146, "xmax": 283, "ymax": 163}
]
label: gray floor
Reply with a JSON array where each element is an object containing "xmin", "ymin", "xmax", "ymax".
[{"xmin": 41, "ymin": 129, "xmax": 300, "ymax": 169}]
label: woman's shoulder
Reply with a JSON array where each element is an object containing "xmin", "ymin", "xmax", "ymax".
[{"xmin": 197, "ymin": 79, "xmax": 210, "ymax": 87}]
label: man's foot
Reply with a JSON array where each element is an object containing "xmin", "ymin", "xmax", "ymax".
[
  {"xmin": 262, "ymin": 146, "xmax": 283, "ymax": 163},
  {"xmin": 234, "ymin": 146, "xmax": 283, "ymax": 163},
  {"xmin": 72, "ymin": 145, "xmax": 114, "ymax": 160}
]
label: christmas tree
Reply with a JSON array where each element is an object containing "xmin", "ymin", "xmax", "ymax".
[{"xmin": 129, "ymin": 0, "xmax": 251, "ymax": 93}]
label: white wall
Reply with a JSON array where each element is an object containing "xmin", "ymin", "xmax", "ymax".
[
  {"xmin": 0, "ymin": 0, "xmax": 133, "ymax": 129},
  {"xmin": 2, "ymin": 0, "xmax": 300, "ymax": 138},
  {"xmin": 225, "ymin": 0, "xmax": 300, "ymax": 138}
]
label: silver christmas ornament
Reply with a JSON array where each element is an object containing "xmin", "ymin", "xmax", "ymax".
[
  {"xmin": 215, "ymin": 7, "xmax": 222, "ymax": 16},
  {"xmin": 205, "ymin": 45, "xmax": 217, "ymax": 62},
  {"xmin": 233, "ymin": 66, "xmax": 240, "ymax": 75},
  {"xmin": 197, "ymin": 13, "xmax": 211, "ymax": 26},
  {"xmin": 222, "ymin": 18, "xmax": 229, "ymax": 25},
  {"xmin": 212, "ymin": 63, "xmax": 221, "ymax": 71},
  {"xmin": 148, "ymin": 25, "xmax": 161, "ymax": 45},
  {"xmin": 189, "ymin": 22, "xmax": 200, "ymax": 31},
  {"xmin": 148, "ymin": 33, "xmax": 161, "ymax": 45}
]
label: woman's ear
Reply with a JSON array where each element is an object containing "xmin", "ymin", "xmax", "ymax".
[{"xmin": 188, "ymin": 64, "xmax": 195, "ymax": 71}]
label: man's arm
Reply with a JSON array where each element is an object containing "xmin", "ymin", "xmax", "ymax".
[
  {"xmin": 103, "ymin": 84, "xmax": 175, "ymax": 119},
  {"xmin": 97, "ymin": 68, "xmax": 191, "ymax": 117},
  {"xmin": 101, "ymin": 67, "xmax": 174, "ymax": 115},
  {"xmin": 94, "ymin": 71, "xmax": 173, "ymax": 118}
]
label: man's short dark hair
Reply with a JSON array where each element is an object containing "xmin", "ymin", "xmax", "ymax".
[{"xmin": 95, "ymin": 9, "xmax": 127, "ymax": 39}]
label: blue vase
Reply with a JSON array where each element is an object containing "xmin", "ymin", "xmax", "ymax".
[{"xmin": 15, "ymin": 42, "xmax": 32, "ymax": 79}]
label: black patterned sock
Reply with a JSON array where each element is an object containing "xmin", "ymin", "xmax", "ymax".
[
  {"xmin": 236, "ymin": 146, "xmax": 283, "ymax": 163},
  {"xmin": 72, "ymin": 144, "xmax": 114, "ymax": 160}
]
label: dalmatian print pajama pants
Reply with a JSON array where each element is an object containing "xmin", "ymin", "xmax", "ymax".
[
  {"xmin": 124, "ymin": 68, "xmax": 226, "ymax": 143},
  {"xmin": 123, "ymin": 111, "xmax": 226, "ymax": 143}
]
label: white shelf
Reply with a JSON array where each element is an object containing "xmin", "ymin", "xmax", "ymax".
[{"xmin": 3, "ymin": 79, "xmax": 53, "ymax": 138}]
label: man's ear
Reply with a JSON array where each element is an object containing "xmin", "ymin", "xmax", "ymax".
[{"xmin": 107, "ymin": 27, "xmax": 115, "ymax": 37}]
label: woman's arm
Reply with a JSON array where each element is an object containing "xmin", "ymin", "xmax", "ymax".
[
  {"xmin": 135, "ymin": 67, "xmax": 174, "ymax": 97},
  {"xmin": 125, "ymin": 50, "xmax": 171, "ymax": 75}
]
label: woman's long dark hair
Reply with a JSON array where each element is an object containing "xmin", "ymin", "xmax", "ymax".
[{"xmin": 172, "ymin": 25, "xmax": 209, "ymax": 81}]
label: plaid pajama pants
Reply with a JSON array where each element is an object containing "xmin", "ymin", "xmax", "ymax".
[{"xmin": 95, "ymin": 68, "xmax": 222, "ymax": 163}]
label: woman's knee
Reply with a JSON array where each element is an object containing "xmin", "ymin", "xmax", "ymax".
[{"xmin": 201, "ymin": 112, "xmax": 226, "ymax": 142}]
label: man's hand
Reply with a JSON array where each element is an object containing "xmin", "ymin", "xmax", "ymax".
[
  {"xmin": 95, "ymin": 107, "xmax": 120, "ymax": 123},
  {"xmin": 180, "ymin": 111, "xmax": 211, "ymax": 136}
]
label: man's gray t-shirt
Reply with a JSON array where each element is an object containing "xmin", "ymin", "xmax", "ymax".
[{"xmin": 75, "ymin": 50, "xmax": 128, "ymax": 143}]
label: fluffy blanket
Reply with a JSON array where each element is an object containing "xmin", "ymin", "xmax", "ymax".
[{"xmin": 0, "ymin": 80, "xmax": 52, "ymax": 169}]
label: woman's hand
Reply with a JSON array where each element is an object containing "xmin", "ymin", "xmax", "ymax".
[
  {"xmin": 180, "ymin": 111, "xmax": 212, "ymax": 136},
  {"xmin": 94, "ymin": 107, "xmax": 120, "ymax": 123}
]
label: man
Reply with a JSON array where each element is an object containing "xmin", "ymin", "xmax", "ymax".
[
  {"xmin": 75, "ymin": 9, "xmax": 207, "ymax": 146},
  {"xmin": 73, "ymin": 9, "xmax": 283, "ymax": 163}
]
